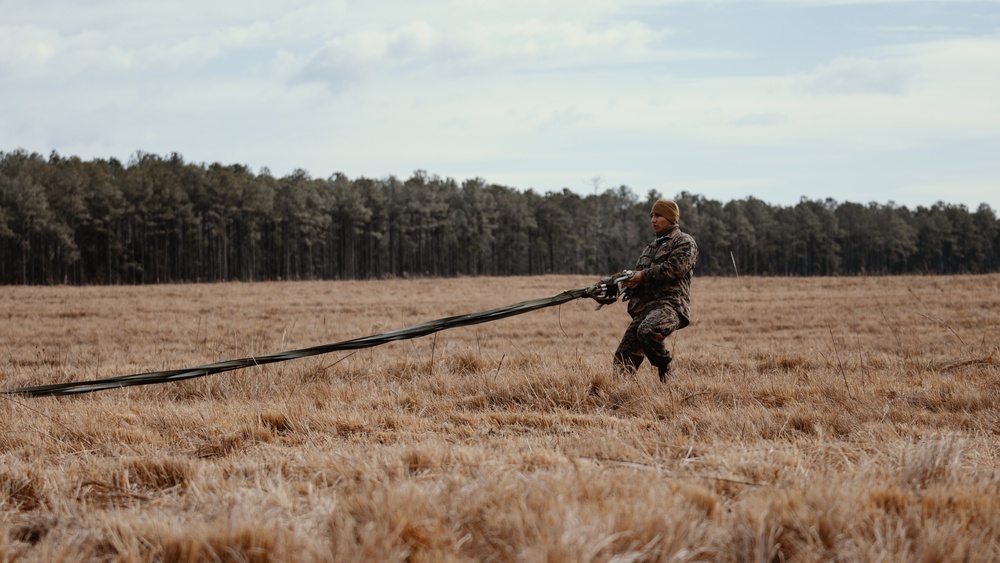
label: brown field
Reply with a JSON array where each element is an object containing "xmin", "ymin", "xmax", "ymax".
[{"xmin": 1, "ymin": 275, "xmax": 999, "ymax": 562}]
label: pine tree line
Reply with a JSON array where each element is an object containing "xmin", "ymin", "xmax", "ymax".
[{"xmin": 1, "ymin": 149, "xmax": 997, "ymax": 285}]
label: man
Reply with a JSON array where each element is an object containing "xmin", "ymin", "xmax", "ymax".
[{"xmin": 613, "ymin": 197, "xmax": 698, "ymax": 382}]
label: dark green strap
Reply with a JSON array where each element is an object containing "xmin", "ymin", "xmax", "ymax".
[{"xmin": 3, "ymin": 286, "xmax": 596, "ymax": 398}]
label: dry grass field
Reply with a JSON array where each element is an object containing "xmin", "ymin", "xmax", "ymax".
[{"xmin": 1, "ymin": 274, "xmax": 999, "ymax": 562}]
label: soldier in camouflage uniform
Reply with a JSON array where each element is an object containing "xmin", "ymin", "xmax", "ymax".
[{"xmin": 614, "ymin": 198, "xmax": 698, "ymax": 382}]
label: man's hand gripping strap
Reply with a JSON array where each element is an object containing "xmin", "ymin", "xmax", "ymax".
[{"xmin": 587, "ymin": 270, "xmax": 634, "ymax": 308}]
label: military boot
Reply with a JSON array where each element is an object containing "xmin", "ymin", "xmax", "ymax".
[
  {"xmin": 657, "ymin": 362, "xmax": 672, "ymax": 383},
  {"xmin": 652, "ymin": 350, "xmax": 673, "ymax": 383}
]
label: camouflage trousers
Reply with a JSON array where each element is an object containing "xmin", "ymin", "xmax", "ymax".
[{"xmin": 613, "ymin": 306, "xmax": 680, "ymax": 376}]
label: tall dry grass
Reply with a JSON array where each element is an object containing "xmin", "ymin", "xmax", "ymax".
[{"xmin": 1, "ymin": 275, "xmax": 998, "ymax": 562}]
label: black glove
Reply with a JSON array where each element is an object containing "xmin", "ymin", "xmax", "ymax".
[{"xmin": 592, "ymin": 276, "xmax": 619, "ymax": 305}]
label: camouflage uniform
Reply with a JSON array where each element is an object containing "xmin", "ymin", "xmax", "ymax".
[{"xmin": 614, "ymin": 225, "xmax": 698, "ymax": 380}]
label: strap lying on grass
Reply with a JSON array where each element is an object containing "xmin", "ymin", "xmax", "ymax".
[{"xmin": 3, "ymin": 286, "xmax": 595, "ymax": 398}]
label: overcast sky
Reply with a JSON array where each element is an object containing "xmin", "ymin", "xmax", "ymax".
[{"xmin": 3, "ymin": 0, "xmax": 999, "ymax": 211}]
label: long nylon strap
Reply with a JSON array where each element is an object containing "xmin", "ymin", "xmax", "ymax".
[{"xmin": 2, "ymin": 286, "xmax": 594, "ymax": 398}]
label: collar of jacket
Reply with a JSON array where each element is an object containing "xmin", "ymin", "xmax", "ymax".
[{"xmin": 654, "ymin": 225, "xmax": 679, "ymax": 243}]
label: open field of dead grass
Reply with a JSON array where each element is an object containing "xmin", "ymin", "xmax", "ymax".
[{"xmin": 1, "ymin": 274, "xmax": 999, "ymax": 562}]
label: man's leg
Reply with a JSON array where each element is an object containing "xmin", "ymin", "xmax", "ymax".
[
  {"xmin": 637, "ymin": 307, "xmax": 681, "ymax": 382},
  {"xmin": 613, "ymin": 315, "xmax": 645, "ymax": 376}
]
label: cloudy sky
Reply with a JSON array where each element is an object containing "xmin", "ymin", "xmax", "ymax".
[{"xmin": 3, "ymin": 0, "xmax": 999, "ymax": 210}]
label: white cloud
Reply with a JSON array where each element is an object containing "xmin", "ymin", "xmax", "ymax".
[
  {"xmin": 292, "ymin": 18, "xmax": 680, "ymax": 93},
  {"xmin": 538, "ymin": 106, "xmax": 596, "ymax": 132},
  {"xmin": 622, "ymin": 35, "xmax": 1000, "ymax": 152},
  {"xmin": 803, "ymin": 56, "xmax": 911, "ymax": 95},
  {"xmin": 733, "ymin": 112, "xmax": 790, "ymax": 127},
  {"xmin": 1, "ymin": 2, "xmax": 349, "ymax": 81},
  {"xmin": 295, "ymin": 21, "xmax": 447, "ymax": 91},
  {"xmin": 0, "ymin": 25, "xmax": 62, "ymax": 77}
]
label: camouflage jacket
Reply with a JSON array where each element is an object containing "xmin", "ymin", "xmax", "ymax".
[{"xmin": 626, "ymin": 225, "xmax": 699, "ymax": 326}]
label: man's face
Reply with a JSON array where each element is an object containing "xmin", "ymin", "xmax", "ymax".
[{"xmin": 651, "ymin": 212, "xmax": 670, "ymax": 233}]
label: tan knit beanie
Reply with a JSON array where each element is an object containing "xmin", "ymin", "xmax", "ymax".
[{"xmin": 651, "ymin": 198, "xmax": 680, "ymax": 225}]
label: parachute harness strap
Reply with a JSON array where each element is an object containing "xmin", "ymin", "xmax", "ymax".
[{"xmin": 4, "ymin": 283, "xmax": 618, "ymax": 398}]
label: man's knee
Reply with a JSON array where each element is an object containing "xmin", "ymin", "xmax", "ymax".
[
  {"xmin": 637, "ymin": 322, "xmax": 669, "ymax": 346},
  {"xmin": 637, "ymin": 320, "xmax": 673, "ymax": 370},
  {"xmin": 637, "ymin": 309, "xmax": 679, "ymax": 344}
]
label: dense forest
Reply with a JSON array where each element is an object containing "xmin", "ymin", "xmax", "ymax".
[{"xmin": 1, "ymin": 149, "xmax": 998, "ymax": 285}]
